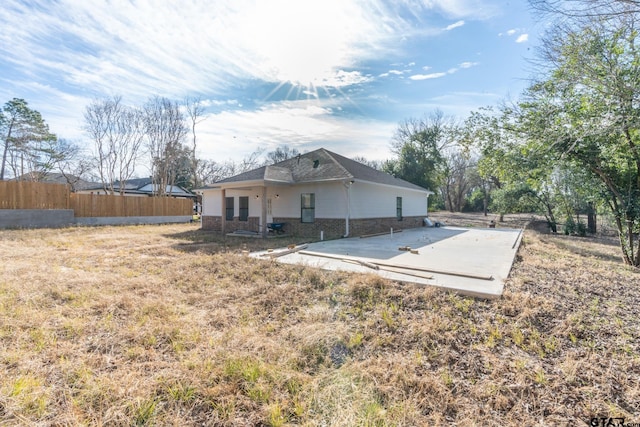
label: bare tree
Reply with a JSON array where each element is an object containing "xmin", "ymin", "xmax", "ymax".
[
  {"xmin": 84, "ymin": 96, "xmax": 145, "ymax": 194},
  {"xmin": 143, "ymin": 96, "xmax": 188, "ymax": 196},
  {"xmin": 440, "ymin": 149, "xmax": 476, "ymax": 212},
  {"xmin": 184, "ymin": 96, "xmax": 206, "ymax": 188},
  {"xmin": 352, "ymin": 156, "xmax": 382, "ymax": 170},
  {"xmin": 237, "ymin": 149, "xmax": 264, "ymax": 173},
  {"xmin": 530, "ymin": 0, "xmax": 640, "ymax": 19},
  {"xmin": 55, "ymin": 139, "xmax": 94, "ymax": 191},
  {"xmin": 196, "ymin": 159, "xmax": 237, "ymax": 185},
  {"xmin": 266, "ymin": 145, "xmax": 300, "ymax": 164}
]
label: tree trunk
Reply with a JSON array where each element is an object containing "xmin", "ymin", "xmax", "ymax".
[
  {"xmin": 483, "ymin": 187, "xmax": 488, "ymax": 216},
  {"xmin": 587, "ymin": 202, "xmax": 596, "ymax": 233},
  {"xmin": 0, "ymin": 120, "xmax": 15, "ymax": 180}
]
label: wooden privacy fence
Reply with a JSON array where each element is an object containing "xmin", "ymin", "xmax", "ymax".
[
  {"xmin": 1, "ymin": 181, "xmax": 193, "ymax": 217},
  {"xmin": 70, "ymin": 193, "xmax": 192, "ymax": 217},
  {"xmin": 0, "ymin": 181, "xmax": 70, "ymax": 209}
]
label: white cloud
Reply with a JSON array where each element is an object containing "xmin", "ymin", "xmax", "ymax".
[
  {"xmin": 1, "ymin": 0, "xmax": 504, "ymax": 97},
  {"xmin": 499, "ymin": 28, "xmax": 521, "ymax": 37},
  {"xmin": 420, "ymin": 91, "xmax": 503, "ymax": 117},
  {"xmin": 196, "ymin": 100, "xmax": 396, "ymax": 162},
  {"xmin": 499, "ymin": 28, "xmax": 530, "ymax": 43},
  {"xmin": 410, "ymin": 60, "xmax": 477, "ymax": 82},
  {"xmin": 430, "ymin": 0, "xmax": 499, "ymax": 19},
  {"xmin": 445, "ymin": 20, "xmax": 465, "ymax": 31},
  {"xmin": 0, "ymin": 0, "xmax": 398, "ymax": 99},
  {"xmin": 410, "ymin": 72, "xmax": 447, "ymax": 80},
  {"xmin": 0, "ymin": 0, "xmax": 511, "ymax": 164}
]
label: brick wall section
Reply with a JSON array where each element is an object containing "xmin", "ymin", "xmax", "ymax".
[
  {"xmin": 201, "ymin": 216, "xmax": 259, "ymax": 233},
  {"xmin": 350, "ymin": 216, "xmax": 424, "ymax": 236},
  {"xmin": 202, "ymin": 215, "xmax": 222, "ymax": 231},
  {"xmin": 272, "ymin": 215, "xmax": 426, "ymax": 239},
  {"xmin": 202, "ymin": 215, "xmax": 426, "ymax": 239},
  {"xmin": 272, "ymin": 218, "xmax": 345, "ymax": 240}
]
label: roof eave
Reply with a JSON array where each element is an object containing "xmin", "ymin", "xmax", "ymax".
[{"xmin": 353, "ymin": 179, "xmax": 433, "ymax": 194}]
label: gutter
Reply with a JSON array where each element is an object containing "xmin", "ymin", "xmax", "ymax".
[{"xmin": 343, "ymin": 180, "xmax": 353, "ymax": 237}]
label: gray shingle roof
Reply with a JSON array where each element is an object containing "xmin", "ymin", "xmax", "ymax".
[
  {"xmin": 212, "ymin": 148, "xmax": 430, "ymax": 192},
  {"xmin": 14, "ymin": 172, "xmax": 101, "ymax": 191}
]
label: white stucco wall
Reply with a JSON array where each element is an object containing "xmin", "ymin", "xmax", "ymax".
[
  {"xmin": 201, "ymin": 188, "xmax": 262, "ymax": 217},
  {"xmin": 201, "ymin": 181, "xmax": 430, "ymax": 220},
  {"xmin": 269, "ymin": 182, "xmax": 345, "ymax": 219},
  {"xmin": 349, "ymin": 181, "xmax": 429, "ymax": 218},
  {"xmin": 201, "ymin": 188, "xmax": 222, "ymax": 216}
]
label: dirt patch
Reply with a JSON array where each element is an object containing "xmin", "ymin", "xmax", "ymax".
[{"xmin": 429, "ymin": 211, "xmax": 534, "ymax": 229}]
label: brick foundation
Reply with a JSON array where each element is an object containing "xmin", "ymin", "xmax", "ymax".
[
  {"xmin": 272, "ymin": 216, "xmax": 425, "ymax": 239},
  {"xmin": 201, "ymin": 216, "xmax": 260, "ymax": 233},
  {"xmin": 201, "ymin": 215, "xmax": 427, "ymax": 240},
  {"xmin": 202, "ymin": 215, "xmax": 222, "ymax": 231}
]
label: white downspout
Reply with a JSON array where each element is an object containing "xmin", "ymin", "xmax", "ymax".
[{"xmin": 344, "ymin": 180, "xmax": 353, "ymax": 238}]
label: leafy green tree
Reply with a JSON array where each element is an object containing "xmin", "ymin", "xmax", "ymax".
[
  {"xmin": 0, "ymin": 98, "xmax": 57, "ymax": 180},
  {"xmin": 551, "ymin": 164, "xmax": 604, "ymax": 229},
  {"xmin": 460, "ymin": 107, "xmax": 510, "ymax": 215},
  {"xmin": 384, "ymin": 110, "xmax": 456, "ymax": 208},
  {"xmin": 462, "ymin": 106, "xmax": 564, "ymax": 225},
  {"xmin": 520, "ymin": 15, "xmax": 640, "ymax": 265}
]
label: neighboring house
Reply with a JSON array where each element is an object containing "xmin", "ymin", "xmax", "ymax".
[
  {"xmin": 196, "ymin": 148, "xmax": 433, "ymax": 239},
  {"xmin": 12, "ymin": 172, "xmax": 101, "ymax": 192},
  {"xmin": 80, "ymin": 178, "xmax": 196, "ymax": 200}
]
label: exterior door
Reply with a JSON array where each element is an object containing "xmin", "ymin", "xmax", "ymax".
[{"xmin": 267, "ymin": 198, "xmax": 273, "ymax": 223}]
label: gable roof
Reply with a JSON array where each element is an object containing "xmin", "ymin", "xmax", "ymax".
[
  {"xmin": 13, "ymin": 172, "xmax": 101, "ymax": 191},
  {"xmin": 209, "ymin": 148, "xmax": 431, "ymax": 193},
  {"xmin": 83, "ymin": 177, "xmax": 194, "ymax": 196}
]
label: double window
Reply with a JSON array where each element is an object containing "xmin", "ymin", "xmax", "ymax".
[
  {"xmin": 226, "ymin": 196, "xmax": 249, "ymax": 221},
  {"xmin": 301, "ymin": 193, "xmax": 315, "ymax": 223},
  {"xmin": 396, "ymin": 197, "xmax": 403, "ymax": 220}
]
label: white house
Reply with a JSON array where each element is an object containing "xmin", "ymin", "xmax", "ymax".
[{"xmin": 197, "ymin": 148, "xmax": 433, "ymax": 239}]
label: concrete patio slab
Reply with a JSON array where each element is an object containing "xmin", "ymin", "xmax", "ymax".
[{"xmin": 251, "ymin": 226, "xmax": 523, "ymax": 298}]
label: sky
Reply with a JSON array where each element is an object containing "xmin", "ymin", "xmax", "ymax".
[{"xmin": 0, "ymin": 0, "xmax": 542, "ymax": 169}]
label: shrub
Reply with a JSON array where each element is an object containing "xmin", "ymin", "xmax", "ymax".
[{"xmin": 564, "ymin": 217, "xmax": 576, "ymax": 235}]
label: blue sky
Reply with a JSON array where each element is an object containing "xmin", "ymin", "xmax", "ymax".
[{"xmin": 0, "ymin": 0, "xmax": 540, "ymax": 165}]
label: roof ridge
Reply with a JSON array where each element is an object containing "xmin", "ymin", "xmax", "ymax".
[{"xmin": 320, "ymin": 148, "xmax": 353, "ymax": 180}]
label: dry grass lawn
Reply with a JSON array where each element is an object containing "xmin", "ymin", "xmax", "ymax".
[{"xmin": 0, "ymin": 217, "xmax": 638, "ymax": 426}]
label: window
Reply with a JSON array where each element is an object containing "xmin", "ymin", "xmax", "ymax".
[
  {"xmin": 225, "ymin": 197, "xmax": 234, "ymax": 220},
  {"xmin": 396, "ymin": 197, "xmax": 402, "ymax": 220},
  {"xmin": 239, "ymin": 196, "xmax": 249, "ymax": 221},
  {"xmin": 301, "ymin": 193, "xmax": 315, "ymax": 223}
]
